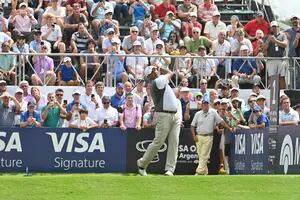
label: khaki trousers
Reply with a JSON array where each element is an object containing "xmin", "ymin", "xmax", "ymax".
[{"xmin": 196, "ymin": 135, "xmax": 213, "ymax": 175}]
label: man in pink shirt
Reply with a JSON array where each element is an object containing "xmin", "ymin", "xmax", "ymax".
[
  {"xmin": 198, "ymin": 0, "xmax": 218, "ymax": 23},
  {"xmin": 9, "ymin": 3, "xmax": 37, "ymax": 41}
]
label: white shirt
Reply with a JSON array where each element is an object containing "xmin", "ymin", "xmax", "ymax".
[
  {"xmin": 41, "ymin": 24, "xmax": 63, "ymax": 42},
  {"xmin": 212, "ymin": 39, "xmax": 231, "ymax": 56},
  {"xmin": 80, "ymin": 93, "xmax": 97, "ymax": 121},
  {"xmin": 145, "ymin": 38, "xmax": 165, "ymax": 55},
  {"xmin": 279, "ymin": 108, "xmax": 299, "ymax": 123},
  {"xmin": 204, "ymin": 20, "xmax": 227, "ymax": 40},
  {"xmin": 230, "ymin": 38, "xmax": 253, "ymax": 54},
  {"xmin": 70, "ymin": 117, "xmax": 97, "ymax": 128},
  {"xmin": 192, "ymin": 56, "xmax": 216, "ymax": 77},
  {"xmin": 126, "ymin": 53, "xmax": 148, "ymax": 78},
  {"xmin": 96, "ymin": 106, "xmax": 119, "ymax": 126}
]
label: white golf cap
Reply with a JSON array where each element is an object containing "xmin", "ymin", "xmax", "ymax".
[
  {"xmin": 180, "ymin": 87, "xmax": 190, "ymax": 92},
  {"xmin": 111, "ymin": 38, "xmax": 121, "ymax": 44},
  {"xmin": 133, "ymin": 41, "xmax": 142, "ymax": 46},
  {"xmin": 72, "ymin": 89, "xmax": 81, "ymax": 95},
  {"xmin": 15, "ymin": 88, "xmax": 24, "ymax": 94},
  {"xmin": 144, "ymin": 66, "xmax": 155, "ymax": 77},
  {"xmin": 270, "ymin": 21, "xmax": 278, "ymax": 27},
  {"xmin": 212, "ymin": 11, "xmax": 221, "ymax": 16},
  {"xmin": 240, "ymin": 45, "xmax": 249, "ymax": 51},
  {"xmin": 63, "ymin": 57, "xmax": 72, "ymax": 62}
]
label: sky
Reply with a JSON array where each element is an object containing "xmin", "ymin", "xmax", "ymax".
[{"xmin": 271, "ymin": 0, "xmax": 300, "ymax": 20}]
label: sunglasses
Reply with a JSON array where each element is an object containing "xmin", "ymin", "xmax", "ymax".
[
  {"xmin": 131, "ymin": 31, "xmax": 138, "ymax": 33},
  {"xmin": 193, "ymin": 31, "xmax": 199, "ymax": 34},
  {"xmin": 2, "ymin": 44, "xmax": 10, "ymax": 47},
  {"xmin": 56, "ymin": 94, "xmax": 63, "ymax": 97},
  {"xmin": 103, "ymin": 102, "xmax": 110, "ymax": 104},
  {"xmin": 108, "ymin": 32, "xmax": 114, "ymax": 35},
  {"xmin": 201, "ymin": 82, "xmax": 207, "ymax": 85}
]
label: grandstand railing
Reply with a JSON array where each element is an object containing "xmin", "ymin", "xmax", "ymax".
[{"xmin": 0, "ymin": 52, "xmax": 298, "ymax": 89}]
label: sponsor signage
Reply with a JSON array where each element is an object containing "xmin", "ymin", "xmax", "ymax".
[
  {"xmin": 0, "ymin": 128, "xmax": 127, "ymax": 172},
  {"xmin": 230, "ymin": 128, "xmax": 269, "ymax": 174},
  {"xmin": 276, "ymin": 126, "xmax": 300, "ymax": 174}
]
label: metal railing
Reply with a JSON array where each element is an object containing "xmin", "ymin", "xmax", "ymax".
[{"xmin": 0, "ymin": 52, "xmax": 299, "ymax": 89}]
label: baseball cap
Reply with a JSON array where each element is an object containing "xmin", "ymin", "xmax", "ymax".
[
  {"xmin": 180, "ymin": 87, "xmax": 190, "ymax": 92},
  {"xmin": 230, "ymin": 87, "xmax": 240, "ymax": 93},
  {"xmin": 72, "ymin": 89, "xmax": 81, "ymax": 95},
  {"xmin": 194, "ymin": 92, "xmax": 203, "ymax": 97},
  {"xmin": 63, "ymin": 57, "xmax": 72, "ymax": 63},
  {"xmin": 198, "ymin": 45, "xmax": 206, "ymax": 50},
  {"xmin": 0, "ymin": 79, "xmax": 6, "ymax": 84},
  {"xmin": 231, "ymin": 98, "xmax": 241, "ymax": 103},
  {"xmin": 130, "ymin": 26, "xmax": 139, "ymax": 32},
  {"xmin": 249, "ymin": 92, "xmax": 258, "ymax": 97},
  {"xmin": 240, "ymin": 45, "xmax": 249, "ymax": 51},
  {"xmin": 254, "ymin": 105, "xmax": 262, "ymax": 112},
  {"xmin": 256, "ymin": 95, "xmax": 266, "ymax": 100},
  {"xmin": 144, "ymin": 66, "xmax": 155, "ymax": 77},
  {"xmin": 133, "ymin": 41, "xmax": 142, "ymax": 46},
  {"xmin": 19, "ymin": 2, "xmax": 27, "ymax": 8},
  {"xmin": 106, "ymin": 28, "xmax": 115, "ymax": 34},
  {"xmin": 255, "ymin": 11, "xmax": 264, "ymax": 17},
  {"xmin": 166, "ymin": 11, "xmax": 174, "ymax": 16},
  {"xmin": 179, "ymin": 45, "xmax": 187, "ymax": 50},
  {"xmin": 212, "ymin": 11, "xmax": 220, "ymax": 16},
  {"xmin": 213, "ymin": 99, "xmax": 221, "ymax": 104},
  {"xmin": 290, "ymin": 15, "xmax": 299, "ymax": 20},
  {"xmin": 189, "ymin": 12, "xmax": 197, "ymax": 17},
  {"xmin": 105, "ymin": 9, "xmax": 113, "ymax": 15},
  {"xmin": 156, "ymin": 40, "xmax": 164, "ymax": 47},
  {"xmin": 15, "ymin": 88, "xmax": 24, "ymax": 94},
  {"xmin": 116, "ymin": 83, "xmax": 124, "ymax": 89},
  {"xmin": 151, "ymin": 24, "xmax": 159, "ymax": 32},
  {"xmin": 248, "ymin": 96, "xmax": 257, "ymax": 102},
  {"xmin": 270, "ymin": 21, "xmax": 278, "ymax": 27},
  {"xmin": 33, "ymin": 29, "xmax": 42, "ymax": 35},
  {"xmin": 221, "ymin": 98, "xmax": 230, "ymax": 104},
  {"xmin": 111, "ymin": 38, "xmax": 121, "ymax": 44},
  {"xmin": 27, "ymin": 101, "xmax": 36, "ymax": 107}
]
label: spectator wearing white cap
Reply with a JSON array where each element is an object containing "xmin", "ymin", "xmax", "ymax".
[
  {"xmin": 150, "ymin": 41, "xmax": 171, "ymax": 69},
  {"xmin": 212, "ymin": 30, "xmax": 231, "ymax": 79},
  {"xmin": 31, "ymin": 44, "xmax": 56, "ymax": 86},
  {"xmin": 244, "ymin": 11, "xmax": 270, "ymax": 41},
  {"xmin": 145, "ymin": 24, "xmax": 165, "ymax": 55},
  {"xmin": 126, "ymin": 40, "xmax": 149, "ymax": 80},
  {"xmin": 181, "ymin": 12, "xmax": 202, "ymax": 45},
  {"xmin": 232, "ymin": 45, "xmax": 261, "ymax": 87},
  {"xmin": 230, "ymin": 28, "xmax": 253, "ymax": 56},
  {"xmin": 11, "ymin": 88, "xmax": 27, "ymax": 126},
  {"xmin": 98, "ymin": 9, "xmax": 119, "ymax": 43},
  {"xmin": 70, "ymin": 23, "xmax": 93, "ymax": 53},
  {"xmin": 122, "ymin": 26, "xmax": 146, "ymax": 54},
  {"xmin": 256, "ymin": 95, "xmax": 270, "ymax": 117},
  {"xmin": 203, "ymin": 11, "xmax": 226, "ymax": 41},
  {"xmin": 158, "ymin": 11, "xmax": 181, "ymax": 41},
  {"xmin": 263, "ymin": 21, "xmax": 288, "ymax": 89},
  {"xmin": 58, "ymin": 57, "xmax": 80, "ymax": 86},
  {"xmin": 0, "ymin": 92, "xmax": 21, "ymax": 127},
  {"xmin": 197, "ymin": 0, "xmax": 218, "ymax": 23},
  {"xmin": 102, "ymin": 28, "xmax": 118, "ymax": 53}
]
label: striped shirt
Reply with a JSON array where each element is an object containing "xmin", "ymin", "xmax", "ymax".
[{"xmin": 71, "ymin": 32, "xmax": 90, "ymax": 52}]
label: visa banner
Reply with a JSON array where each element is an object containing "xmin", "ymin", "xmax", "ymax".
[{"xmin": 0, "ymin": 128, "xmax": 127, "ymax": 172}]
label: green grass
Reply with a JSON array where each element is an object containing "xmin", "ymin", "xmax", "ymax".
[{"xmin": 1, "ymin": 174, "xmax": 300, "ymax": 200}]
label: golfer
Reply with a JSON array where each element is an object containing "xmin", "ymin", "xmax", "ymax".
[{"xmin": 137, "ymin": 66, "xmax": 181, "ymax": 176}]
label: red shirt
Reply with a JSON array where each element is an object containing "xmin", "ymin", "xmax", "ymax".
[
  {"xmin": 154, "ymin": 3, "xmax": 177, "ymax": 19},
  {"xmin": 244, "ymin": 19, "xmax": 270, "ymax": 37}
]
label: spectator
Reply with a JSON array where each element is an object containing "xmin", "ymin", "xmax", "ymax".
[
  {"xmin": 19, "ymin": 80, "xmax": 32, "ymax": 102},
  {"xmin": 114, "ymin": 0, "xmax": 129, "ymax": 25},
  {"xmin": 43, "ymin": 0, "xmax": 66, "ymax": 28},
  {"xmin": 41, "ymin": 13, "xmax": 65, "ymax": 55},
  {"xmin": 231, "ymin": 98, "xmax": 246, "ymax": 126},
  {"xmin": 69, "ymin": 109, "xmax": 97, "ymax": 131},
  {"xmin": 249, "ymin": 105, "xmax": 270, "ymax": 129},
  {"xmin": 143, "ymin": 106, "xmax": 156, "ymax": 128},
  {"xmin": 31, "ymin": 44, "xmax": 56, "ymax": 86},
  {"xmin": 122, "ymin": 26, "xmax": 146, "ymax": 54},
  {"xmin": 94, "ymin": 81, "xmax": 107, "ymax": 107},
  {"xmin": 129, "ymin": 0, "xmax": 150, "ymax": 26},
  {"xmin": 30, "ymin": 86, "xmax": 47, "ymax": 112},
  {"xmin": 55, "ymin": 88, "xmax": 64, "ymax": 106},
  {"xmin": 285, "ymin": 15, "xmax": 300, "ymax": 57},
  {"xmin": 41, "ymin": 92, "xmax": 67, "ymax": 128},
  {"xmin": 119, "ymin": 93, "xmax": 142, "ymax": 131},
  {"xmin": 244, "ymin": 11, "xmax": 269, "ymax": 41},
  {"xmin": 179, "ymin": 87, "xmax": 191, "ymax": 127},
  {"xmin": 232, "ymin": 45, "xmax": 261, "ymax": 87},
  {"xmin": 58, "ymin": 57, "xmax": 81, "ymax": 86},
  {"xmin": 29, "ymin": 29, "xmax": 51, "ymax": 53},
  {"xmin": 111, "ymin": 83, "xmax": 125, "ymax": 109},
  {"xmin": 203, "ymin": 11, "xmax": 226, "ymax": 41},
  {"xmin": 70, "ymin": 23, "xmax": 93, "ymax": 53},
  {"xmin": 229, "ymin": 87, "xmax": 245, "ymax": 108},
  {"xmin": 139, "ymin": 13, "xmax": 156, "ymax": 39},
  {"xmin": 64, "ymin": 3, "xmax": 89, "ymax": 44},
  {"xmin": 177, "ymin": 0, "xmax": 198, "ymax": 22},
  {"xmin": 252, "ymin": 29, "xmax": 264, "ymax": 56},
  {"xmin": 0, "ymin": 42, "xmax": 16, "ymax": 84},
  {"xmin": 158, "ymin": 11, "xmax": 181, "ymax": 42},
  {"xmin": 12, "ymin": 33, "xmax": 29, "ymax": 54},
  {"xmin": 96, "ymin": 96, "xmax": 119, "ymax": 128},
  {"xmin": 20, "ymin": 101, "xmax": 42, "ymax": 128},
  {"xmin": 145, "ymin": 25, "xmax": 165, "ymax": 55},
  {"xmin": 102, "ymin": 28, "xmax": 118, "ymax": 53},
  {"xmin": 0, "ymin": 92, "xmax": 21, "ymax": 127},
  {"xmin": 190, "ymin": 46, "xmax": 218, "ymax": 88},
  {"xmin": 165, "ymin": 31, "xmax": 183, "ymax": 55},
  {"xmin": 66, "ymin": 0, "xmax": 88, "ymax": 16},
  {"xmin": 252, "ymin": 83, "xmax": 261, "ymax": 96},
  {"xmin": 9, "ymin": 3, "xmax": 37, "ymax": 41},
  {"xmin": 181, "ymin": 12, "xmax": 202, "ymax": 45},
  {"xmin": 212, "ymin": 30, "xmax": 231, "ymax": 79},
  {"xmin": 0, "ymin": 7, "xmax": 9, "ymax": 33},
  {"xmin": 263, "ymin": 21, "xmax": 288, "ymax": 89},
  {"xmin": 126, "ymin": 40, "xmax": 149, "ymax": 80},
  {"xmin": 209, "ymin": 89, "xmax": 218, "ymax": 106},
  {"xmin": 174, "ymin": 45, "xmax": 192, "ymax": 81},
  {"xmin": 197, "ymin": 0, "xmax": 218, "ymax": 23},
  {"xmin": 80, "ymin": 80, "xmax": 99, "ymax": 121},
  {"xmin": 79, "ymin": 39, "xmax": 101, "ymax": 80},
  {"xmin": 226, "ymin": 15, "xmax": 243, "ymax": 43},
  {"xmin": 150, "ymin": 41, "xmax": 171, "ymax": 69},
  {"xmin": 12, "ymin": 88, "xmax": 27, "ymax": 126},
  {"xmin": 256, "ymin": 95, "xmax": 270, "ymax": 116},
  {"xmin": 186, "ymin": 27, "xmax": 212, "ymax": 54},
  {"xmin": 230, "ymin": 29, "xmax": 253, "ymax": 56},
  {"xmin": 243, "ymin": 96, "xmax": 257, "ymax": 125},
  {"xmin": 106, "ymin": 38, "xmax": 127, "ymax": 84},
  {"xmin": 98, "ymin": 9, "xmax": 120, "ymax": 43},
  {"xmin": 153, "ymin": 0, "xmax": 176, "ymax": 20},
  {"xmin": 132, "ymin": 78, "xmax": 147, "ymax": 106},
  {"xmin": 65, "ymin": 89, "xmax": 87, "ymax": 126},
  {"xmin": 90, "ymin": 0, "xmax": 114, "ymax": 37},
  {"xmin": 279, "ymin": 97, "xmax": 299, "ymax": 126},
  {"xmin": 0, "ymin": 31, "xmax": 13, "ymax": 52}
]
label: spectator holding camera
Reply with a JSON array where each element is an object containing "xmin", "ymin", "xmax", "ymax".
[
  {"xmin": 249, "ymin": 105, "xmax": 270, "ymax": 129},
  {"xmin": 65, "ymin": 89, "xmax": 87, "ymax": 126},
  {"xmin": 96, "ymin": 96, "xmax": 119, "ymax": 128},
  {"xmin": 41, "ymin": 92, "xmax": 67, "ymax": 128},
  {"xmin": 69, "ymin": 109, "xmax": 98, "ymax": 131},
  {"xmin": 0, "ymin": 92, "xmax": 21, "ymax": 127},
  {"xmin": 80, "ymin": 80, "xmax": 99, "ymax": 121},
  {"xmin": 20, "ymin": 100, "xmax": 42, "ymax": 128},
  {"xmin": 231, "ymin": 98, "xmax": 246, "ymax": 127},
  {"xmin": 119, "ymin": 93, "xmax": 142, "ymax": 131},
  {"xmin": 158, "ymin": 11, "xmax": 181, "ymax": 42}
]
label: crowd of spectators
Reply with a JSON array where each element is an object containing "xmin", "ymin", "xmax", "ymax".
[{"xmin": 0, "ymin": 0, "xmax": 298, "ymax": 90}]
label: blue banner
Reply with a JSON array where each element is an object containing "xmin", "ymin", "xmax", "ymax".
[
  {"xmin": 230, "ymin": 128, "xmax": 269, "ymax": 174},
  {"xmin": 0, "ymin": 128, "xmax": 127, "ymax": 173}
]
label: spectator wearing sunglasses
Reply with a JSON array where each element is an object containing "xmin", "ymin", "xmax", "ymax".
[{"xmin": 96, "ymin": 96, "xmax": 119, "ymax": 128}]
